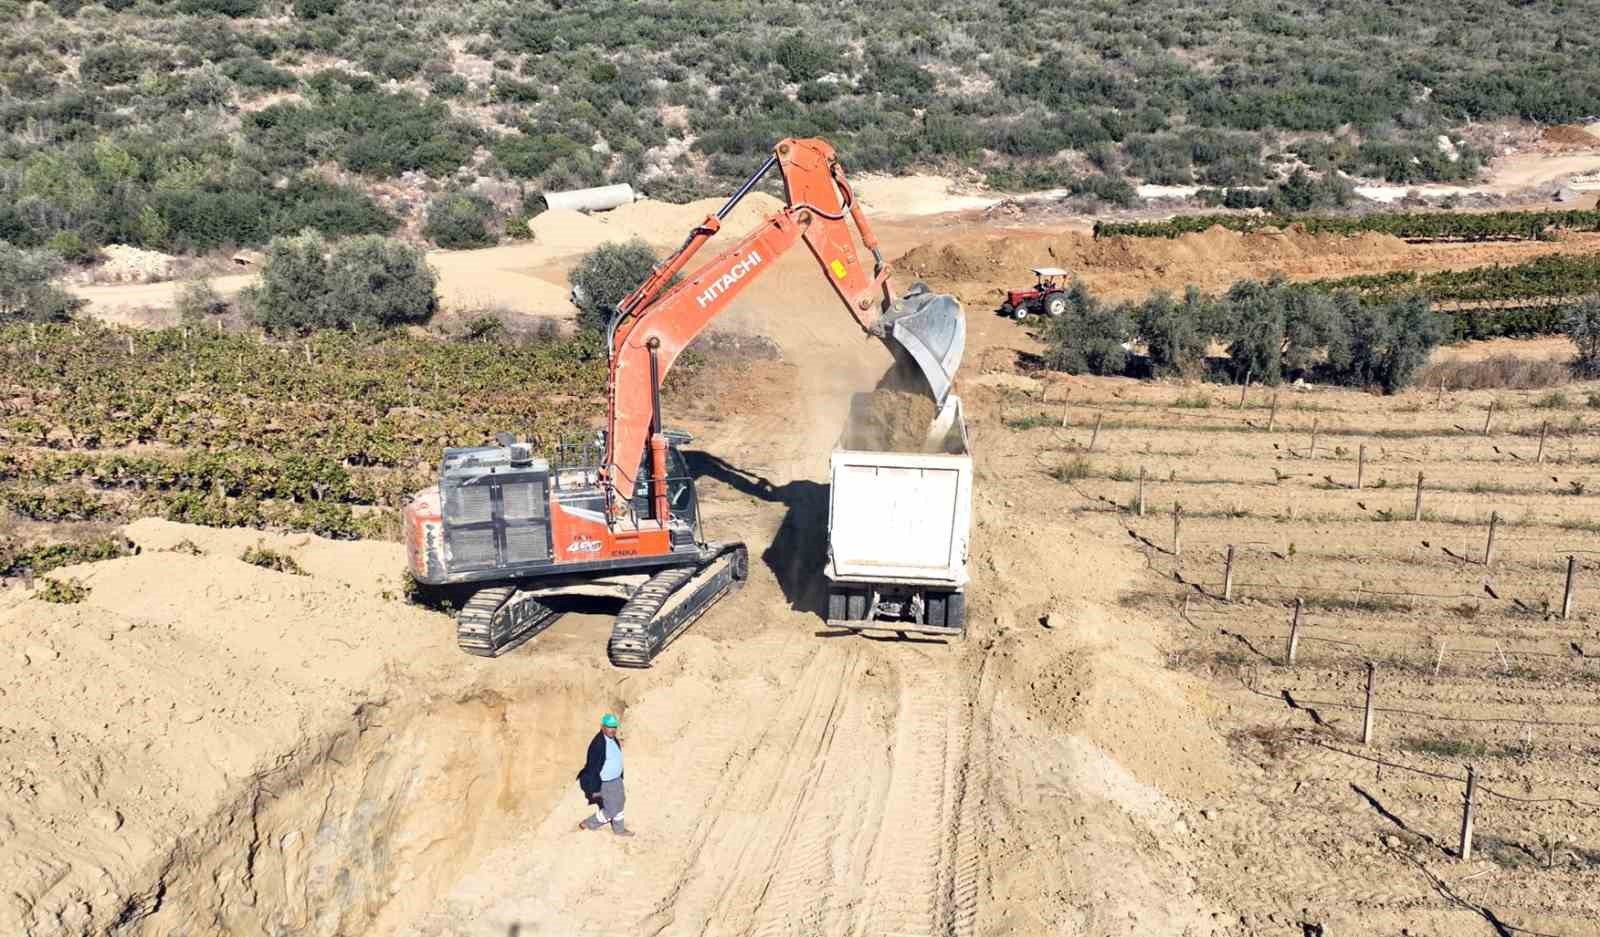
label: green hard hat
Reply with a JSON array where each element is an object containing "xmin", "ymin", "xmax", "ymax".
[{"xmin": 601, "ymin": 713, "xmax": 619, "ymax": 729}]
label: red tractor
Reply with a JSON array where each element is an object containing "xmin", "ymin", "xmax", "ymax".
[{"xmin": 1000, "ymin": 267, "xmax": 1071, "ymax": 320}]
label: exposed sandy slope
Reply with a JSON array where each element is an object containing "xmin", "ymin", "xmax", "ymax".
[
  {"xmin": 5, "ymin": 239, "xmax": 1247, "ymax": 937},
  {"xmin": 15, "ymin": 201, "xmax": 1600, "ymax": 937}
]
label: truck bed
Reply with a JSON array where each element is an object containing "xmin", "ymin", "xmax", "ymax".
[{"xmin": 825, "ymin": 396, "xmax": 972, "ymax": 589}]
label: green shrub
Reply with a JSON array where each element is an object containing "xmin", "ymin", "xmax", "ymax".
[
  {"xmin": 430, "ymin": 73, "xmax": 469, "ymax": 97},
  {"xmin": 293, "ymin": 0, "xmax": 340, "ymax": 17},
  {"xmin": 492, "ymin": 132, "xmax": 582, "ymax": 179},
  {"xmin": 492, "ymin": 75, "xmax": 542, "ymax": 103},
  {"xmin": 0, "ymin": 242, "xmax": 82, "ymax": 322},
  {"xmin": 177, "ymin": 0, "xmax": 260, "ymax": 16},
  {"xmin": 176, "ymin": 276, "xmax": 229, "ymax": 321},
  {"xmin": 0, "ymin": 536, "xmax": 135, "ymax": 577},
  {"xmin": 1565, "ymin": 297, "xmax": 1600, "ymax": 378},
  {"xmin": 240, "ymin": 542, "xmax": 306, "ymax": 575},
  {"xmin": 569, "ymin": 239, "xmax": 659, "ymax": 334},
  {"xmin": 223, "ymin": 57, "xmax": 298, "ymax": 91},
  {"xmin": 771, "ymin": 33, "xmax": 834, "ymax": 82},
  {"xmin": 271, "ymin": 179, "xmax": 399, "ymax": 239},
  {"xmin": 1050, "ymin": 456, "xmax": 1094, "ymax": 482},
  {"xmin": 36, "ymin": 577, "xmax": 90, "ymax": 603},
  {"xmin": 79, "ymin": 44, "xmax": 146, "ymax": 86},
  {"xmin": 422, "ymin": 191, "xmax": 498, "ymax": 249}
]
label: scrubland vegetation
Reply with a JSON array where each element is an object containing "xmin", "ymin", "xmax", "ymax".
[{"xmin": 3, "ymin": 0, "xmax": 1597, "ymax": 260}]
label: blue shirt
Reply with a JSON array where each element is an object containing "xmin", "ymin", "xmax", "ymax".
[{"xmin": 600, "ymin": 736, "xmax": 623, "ymax": 781}]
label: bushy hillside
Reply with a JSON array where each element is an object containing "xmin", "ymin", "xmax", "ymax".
[{"xmin": 3, "ymin": 0, "xmax": 1596, "ymax": 258}]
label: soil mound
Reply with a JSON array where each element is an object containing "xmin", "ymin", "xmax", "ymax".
[
  {"xmin": 524, "ymin": 193, "xmax": 786, "ymax": 257},
  {"xmin": 526, "ymin": 208, "xmax": 613, "ymax": 251},
  {"xmin": 1542, "ymin": 124, "xmax": 1600, "ymax": 149}
]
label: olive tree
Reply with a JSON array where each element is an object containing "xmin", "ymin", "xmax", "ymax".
[
  {"xmin": 1565, "ymin": 296, "xmax": 1600, "ymax": 378},
  {"xmin": 568, "ymin": 239, "xmax": 659, "ymax": 334},
  {"xmin": 0, "ymin": 241, "xmax": 81, "ymax": 322},
  {"xmin": 252, "ymin": 231, "xmax": 437, "ymax": 332}
]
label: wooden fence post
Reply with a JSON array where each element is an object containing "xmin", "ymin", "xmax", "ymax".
[
  {"xmin": 1266, "ymin": 392, "xmax": 1279, "ymax": 432},
  {"xmin": 1173, "ymin": 503, "xmax": 1183, "ymax": 559},
  {"xmin": 1137, "ymin": 466, "xmax": 1146, "ymax": 517},
  {"xmin": 1485, "ymin": 511, "xmax": 1500, "ymax": 567},
  {"xmin": 1089, "ymin": 411, "xmax": 1104, "ymax": 451},
  {"xmin": 1223, "ymin": 545, "xmax": 1236, "ymax": 601},
  {"xmin": 1436, "ymin": 379, "xmax": 1445, "ymax": 409},
  {"xmin": 1459, "ymin": 765, "xmax": 1478, "ymax": 862},
  {"xmin": 1309, "ymin": 419, "xmax": 1319, "ymax": 459},
  {"xmin": 1286, "ymin": 598, "xmax": 1303, "ymax": 666},
  {"xmin": 1414, "ymin": 471, "xmax": 1425, "ymax": 522},
  {"xmin": 1361, "ymin": 662, "xmax": 1377, "ymax": 745},
  {"xmin": 1537, "ymin": 421, "xmax": 1549, "ymax": 465},
  {"xmin": 1356, "ymin": 444, "xmax": 1366, "ymax": 490},
  {"xmin": 1483, "ymin": 399, "xmax": 1495, "ymax": 436},
  {"xmin": 1562, "ymin": 554, "xmax": 1578, "ymax": 620}
]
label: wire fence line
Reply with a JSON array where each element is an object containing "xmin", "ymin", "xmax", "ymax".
[
  {"xmin": 1290, "ymin": 734, "xmax": 1600, "ymax": 814},
  {"xmin": 1222, "ymin": 626, "xmax": 1587, "ymax": 664},
  {"xmin": 1241, "ymin": 676, "xmax": 1600, "ymax": 731}
]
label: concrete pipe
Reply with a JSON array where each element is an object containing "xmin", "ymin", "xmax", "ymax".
[{"xmin": 541, "ymin": 183, "xmax": 637, "ymax": 213}]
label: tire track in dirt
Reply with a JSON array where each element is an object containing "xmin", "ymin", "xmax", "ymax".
[
  {"xmin": 626, "ymin": 643, "xmax": 872, "ymax": 937},
  {"xmin": 849, "ymin": 649, "xmax": 982, "ymax": 937}
]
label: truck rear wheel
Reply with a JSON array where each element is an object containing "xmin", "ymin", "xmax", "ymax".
[
  {"xmin": 947, "ymin": 592, "xmax": 966, "ymax": 632},
  {"xmin": 828, "ymin": 588, "xmax": 848, "ymax": 622},
  {"xmin": 846, "ymin": 590, "xmax": 867, "ymax": 621}
]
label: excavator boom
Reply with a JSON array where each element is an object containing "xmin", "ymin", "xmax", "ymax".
[{"xmin": 603, "ymin": 138, "xmax": 965, "ymax": 512}]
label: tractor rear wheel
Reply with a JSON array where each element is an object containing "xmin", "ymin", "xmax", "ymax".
[{"xmin": 1043, "ymin": 292, "xmax": 1068, "ymax": 317}]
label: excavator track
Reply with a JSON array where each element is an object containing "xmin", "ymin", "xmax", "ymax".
[
  {"xmin": 456, "ymin": 586, "xmax": 563, "ymax": 658},
  {"xmin": 608, "ymin": 543, "xmax": 748, "ymax": 668}
]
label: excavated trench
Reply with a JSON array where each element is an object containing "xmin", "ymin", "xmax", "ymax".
[{"xmin": 122, "ymin": 678, "xmax": 608, "ymax": 937}]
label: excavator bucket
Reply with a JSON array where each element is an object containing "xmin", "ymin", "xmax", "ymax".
[{"xmin": 881, "ymin": 284, "xmax": 965, "ymax": 407}]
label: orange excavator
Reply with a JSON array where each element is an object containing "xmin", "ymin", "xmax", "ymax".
[{"xmin": 404, "ymin": 138, "xmax": 964, "ymax": 666}]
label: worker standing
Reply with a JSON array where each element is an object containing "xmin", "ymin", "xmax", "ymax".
[{"xmin": 578, "ymin": 713, "xmax": 634, "ymax": 836}]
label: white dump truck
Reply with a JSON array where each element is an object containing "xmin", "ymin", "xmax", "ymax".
[{"xmin": 824, "ymin": 395, "xmax": 972, "ymax": 636}]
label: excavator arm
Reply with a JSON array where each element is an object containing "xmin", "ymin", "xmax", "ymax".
[{"xmin": 600, "ymin": 137, "xmax": 963, "ymax": 517}]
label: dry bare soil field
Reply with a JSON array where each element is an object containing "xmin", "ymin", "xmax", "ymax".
[
  {"xmin": 5, "ymin": 223, "xmax": 1600, "ymax": 937},
  {"xmin": 981, "ymin": 358, "xmax": 1600, "ymax": 935}
]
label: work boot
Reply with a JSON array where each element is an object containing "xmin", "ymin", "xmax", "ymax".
[
  {"xmin": 611, "ymin": 818, "xmax": 635, "ymax": 838},
  {"xmin": 580, "ymin": 815, "xmax": 607, "ymax": 832}
]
